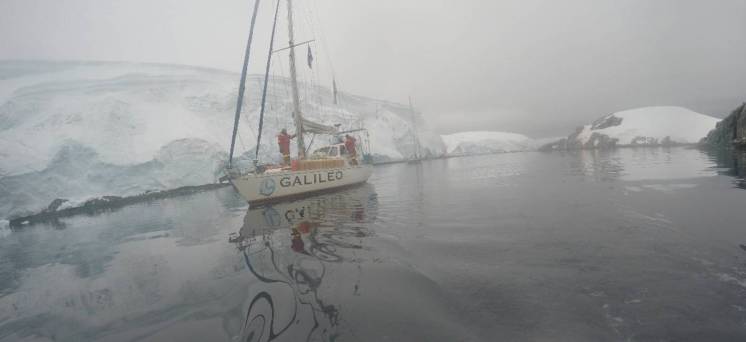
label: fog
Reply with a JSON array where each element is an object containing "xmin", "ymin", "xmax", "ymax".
[{"xmin": 2, "ymin": 0, "xmax": 745, "ymax": 137}]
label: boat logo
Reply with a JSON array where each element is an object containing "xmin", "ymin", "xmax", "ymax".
[
  {"xmin": 279, "ymin": 170, "xmax": 344, "ymax": 188},
  {"xmin": 259, "ymin": 178, "xmax": 276, "ymax": 196}
]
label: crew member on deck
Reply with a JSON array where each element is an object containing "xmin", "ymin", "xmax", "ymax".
[
  {"xmin": 344, "ymin": 134, "xmax": 358, "ymax": 165},
  {"xmin": 277, "ymin": 128, "xmax": 296, "ymax": 166}
]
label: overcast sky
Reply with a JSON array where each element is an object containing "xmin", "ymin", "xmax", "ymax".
[{"xmin": 2, "ymin": 0, "xmax": 745, "ymax": 137}]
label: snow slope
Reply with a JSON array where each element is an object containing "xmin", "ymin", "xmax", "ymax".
[
  {"xmin": 0, "ymin": 61, "xmax": 445, "ymax": 219},
  {"xmin": 542, "ymin": 106, "xmax": 719, "ymax": 150},
  {"xmin": 441, "ymin": 131, "xmax": 536, "ymax": 155}
]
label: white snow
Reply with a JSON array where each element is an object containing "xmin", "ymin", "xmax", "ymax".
[
  {"xmin": 441, "ymin": 131, "xmax": 536, "ymax": 155},
  {"xmin": 56, "ymin": 197, "xmax": 93, "ymax": 211},
  {"xmin": 575, "ymin": 106, "xmax": 719, "ymax": 146},
  {"xmin": 0, "ymin": 61, "xmax": 446, "ymax": 219}
]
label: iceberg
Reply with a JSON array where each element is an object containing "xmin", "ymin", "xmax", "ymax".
[
  {"xmin": 441, "ymin": 131, "xmax": 537, "ymax": 155},
  {"xmin": 540, "ymin": 106, "xmax": 719, "ymax": 151}
]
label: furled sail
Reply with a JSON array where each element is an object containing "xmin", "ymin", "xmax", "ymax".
[{"xmin": 301, "ymin": 116, "xmax": 337, "ymax": 134}]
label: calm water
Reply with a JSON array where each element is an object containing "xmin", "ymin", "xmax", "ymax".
[{"xmin": 2, "ymin": 147, "xmax": 746, "ymax": 341}]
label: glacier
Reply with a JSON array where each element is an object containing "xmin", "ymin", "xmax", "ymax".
[{"xmin": 0, "ymin": 61, "xmax": 446, "ymax": 219}]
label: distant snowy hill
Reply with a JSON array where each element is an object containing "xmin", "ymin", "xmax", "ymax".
[
  {"xmin": 441, "ymin": 131, "xmax": 536, "ymax": 155},
  {"xmin": 540, "ymin": 106, "xmax": 719, "ymax": 151},
  {"xmin": 0, "ymin": 61, "xmax": 445, "ymax": 219}
]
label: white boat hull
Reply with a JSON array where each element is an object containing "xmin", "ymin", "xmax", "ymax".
[{"xmin": 229, "ymin": 164, "xmax": 373, "ymax": 205}]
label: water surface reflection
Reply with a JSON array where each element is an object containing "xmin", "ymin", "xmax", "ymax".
[
  {"xmin": 566, "ymin": 147, "xmax": 718, "ymax": 182},
  {"xmin": 230, "ymin": 185, "xmax": 377, "ymax": 341},
  {"xmin": 4, "ymin": 147, "xmax": 746, "ymax": 341},
  {"xmin": 704, "ymin": 148, "xmax": 746, "ymax": 189}
]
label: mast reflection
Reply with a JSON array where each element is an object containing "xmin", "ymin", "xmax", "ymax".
[{"xmin": 230, "ymin": 184, "xmax": 378, "ymax": 342}]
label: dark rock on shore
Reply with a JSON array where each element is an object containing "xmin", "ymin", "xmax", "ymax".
[
  {"xmin": 701, "ymin": 103, "xmax": 746, "ymax": 149},
  {"xmin": 44, "ymin": 198, "xmax": 69, "ymax": 213}
]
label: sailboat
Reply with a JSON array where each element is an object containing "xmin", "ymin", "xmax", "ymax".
[{"xmin": 225, "ymin": 0, "xmax": 373, "ymax": 206}]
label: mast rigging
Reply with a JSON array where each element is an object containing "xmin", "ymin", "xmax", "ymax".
[
  {"xmin": 254, "ymin": 0, "xmax": 282, "ymax": 163},
  {"xmin": 409, "ymin": 96, "xmax": 421, "ymax": 159},
  {"xmin": 229, "ymin": 0, "xmax": 262, "ymax": 168}
]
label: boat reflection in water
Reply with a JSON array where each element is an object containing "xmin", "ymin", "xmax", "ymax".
[{"xmin": 229, "ymin": 184, "xmax": 378, "ymax": 342}]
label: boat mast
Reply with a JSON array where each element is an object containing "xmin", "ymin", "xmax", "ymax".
[
  {"xmin": 409, "ymin": 96, "xmax": 421, "ymax": 159},
  {"xmin": 286, "ymin": 0, "xmax": 306, "ymax": 159},
  {"xmin": 228, "ymin": 0, "xmax": 262, "ymax": 168}
]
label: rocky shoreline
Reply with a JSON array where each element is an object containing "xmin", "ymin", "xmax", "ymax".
[
  {"xmin": 701, "ymin": 103, "xmax": 746, "ymax": 150},
  {"xmin": 8, "ymin": 183, "xmax": 228, "ymax": 229}
]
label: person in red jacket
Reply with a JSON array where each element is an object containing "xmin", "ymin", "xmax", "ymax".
[
  {"xmin": 344, "ymin": 134, "xmax": 358, "ymax": 165},
  {"xmin": 277, "ymin": 128, "xmax": 296, "ymax": 165}
]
